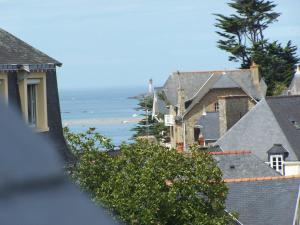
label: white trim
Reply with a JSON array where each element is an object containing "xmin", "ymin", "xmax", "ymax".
[
  {"xmin": 270, "ymin": 155, "xmax": 284, "ymax": 175},
  {"xmin": 292, "ymin": 186, "xmax": 300, "ymax": 225},
  {"xmin": 186, "ymin": 73, "xmax": 215, "ymax": 102},
  {"xmin": 27, "ymin": 78, "xmax": 40, "ymax": 85}
]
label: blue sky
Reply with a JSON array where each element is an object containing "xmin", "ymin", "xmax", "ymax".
[{"xmin": 0, "ymin": 0, "xmax": 299, "ymax": 90}]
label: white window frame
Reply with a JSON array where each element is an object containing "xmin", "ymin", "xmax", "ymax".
[
  {"xmin": 270, "ymin": 154, "xmax": 284, "ymax": 175},
  {"xmin": 18, "ymin": 73, "xmax": 49, "ymax": 132}
]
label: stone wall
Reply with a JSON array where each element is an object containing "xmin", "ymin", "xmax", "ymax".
[
  {"xmin": 183, "ymin": 88, "xmax": 246, "ymax": 148},
  {"xmin": 218, "ymin": 95, "xmax": 255, "ymax": 137}
]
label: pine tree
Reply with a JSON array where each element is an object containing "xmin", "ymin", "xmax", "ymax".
[
  {"xmin": 131, "ymin": 95, "xmax": 168, "ymax": 142},
  {"xmin": 215, "ymin": 0, "xmax": 299, "ymax": 95}
]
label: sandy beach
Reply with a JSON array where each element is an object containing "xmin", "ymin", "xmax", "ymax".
[{"xmin": 63, "ymin": 117, "xmax": 142, "ymax": 126}]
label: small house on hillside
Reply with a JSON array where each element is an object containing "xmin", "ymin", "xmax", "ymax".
[
  {"xmin": 216, "ymin": 96, "xmax": 300, "ymax": 176},
  {"xmin": 0, "ymin": 28, "xmax": 71, "ymax": 161},
  {"xmin": 153, "ymin": 63, "xmax": 267, "ymax": 151}
]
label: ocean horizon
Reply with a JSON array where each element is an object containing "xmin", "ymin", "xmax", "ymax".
[{"xmin": 59, "ymin": 86, "xmax": 147, "ymax": 146}]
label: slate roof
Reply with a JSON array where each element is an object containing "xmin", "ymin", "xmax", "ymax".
[
  {"xmin": 0, "ymin": 102, "xmax": 119, "ymax": 225},
  {"xmin": 0, "ymin": 28, "xmax": 61, "ymax": 66},
  {"xmin": 267, "ymin": 144, "xmax": 289, "ymax": 156},
  {"xmin": 216, "ymin": 96, "xmax": 300, "ymax": 161},
  {"xmin": 196, "ymin": 112, "xmax": 220, "ymax": 140},
  {"xmin": 162, "ymin": 69, "xmax": 267, "ymax": 107},
  {"xmin": 226, "ymin": 178, "xmax": 300, "ymax": 225},
  {"xmin": 212, "ymin": 152, "xmax": 281, "ymax": 179}
]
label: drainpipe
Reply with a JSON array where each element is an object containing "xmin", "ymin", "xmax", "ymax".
[{"xmin": 183, "ymin": 120, "xmax": 186, "ymax": 151}]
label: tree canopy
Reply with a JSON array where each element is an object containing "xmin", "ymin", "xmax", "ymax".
[
  {"xmin": 215, "ymin": 0, "xmax": 299, "ymax": 95},
  {"xmin": 65, "ymin": 128, "xmax": 233, "ymax": 225}
]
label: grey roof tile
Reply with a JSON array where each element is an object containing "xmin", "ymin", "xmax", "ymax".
[
  {"xmin": 0, "ymin": 28, "xmax": 61, "ymax": 66},
  {"xmin": 162, "ymin": 69, "xmax": 266, "ymax": 108},
  {"xmin": 226, "ymin": 178, "xmax": 300, "ymax": 225},
  {"xmin": 266, "ymin": 96, "xmax": 300, "ymax": 160},
  {"xmin": 213, "ymin": 153, "xmax": 280, "ymax": 179},
  {"xmin": 216, "ymin": 99, "xmax": 298, "ymax": 161}
]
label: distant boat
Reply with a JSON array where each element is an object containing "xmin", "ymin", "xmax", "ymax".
[
  {"xmin": 122, "ymin": 120, "xmax": 129, "ymax": 124},
  {"xmin": 132, "ymin": 114, "xmax": 138, "ymax": 117}
]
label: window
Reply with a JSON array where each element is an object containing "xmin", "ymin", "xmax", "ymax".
[
  {"xmin": 0, "ymin": 73, "xmax": 8, "ymax": 103},
  {"xmin": 270, "ymin": 155, "xmax": 284, "ymax": 174},
  {"xmin": 27, "ymin": 84, "xmax": 37, "ymax": 127},
  {"xmin": 18, "ymin": 73, "xmax": 49, "ymax": 132},
  {"xmin": 214, "ymin": 102, "xmax": 219, "ymax": 112}
]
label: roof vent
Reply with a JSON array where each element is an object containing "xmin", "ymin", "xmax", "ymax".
[{"xmin": 288, "ymin": 118, "xmax": 300, "ymax": 129}]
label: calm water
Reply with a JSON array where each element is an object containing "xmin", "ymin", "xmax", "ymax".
[{"xmin": 59, "ymin": 87, "xmax": 145, "ymax": 145}]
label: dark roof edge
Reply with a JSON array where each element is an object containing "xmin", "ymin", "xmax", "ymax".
[{"xmin": 0, "ymin": 28, "xmax": 62, "ymax": 66}]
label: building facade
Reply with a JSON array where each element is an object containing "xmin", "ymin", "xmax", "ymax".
[
  {"xmin": 153, "ymin": 63, "xmax": 267, "ymax": 151},
  {"xmin": 0, "ymin": 28, "xmax": 71, "ymax": 161}
]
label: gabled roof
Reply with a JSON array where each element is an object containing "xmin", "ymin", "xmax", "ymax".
[
  {"xmin": 196, "ymin": 112, "xmax": 220, "ymax": 140},
  {"xmin": 216, "ymin": 96, "xmax": 300, "ymax": 161},
  {"xmin": 267, "ymin": 144, "xmax": 289, "ymax": 156},
  {"xmin": 212, "ymin": 152, "xmax": 281, "ymax": 179},
  {"xmin": 0, "ymin": 103, "xmax": 119, "ymax": 225},
  {"xmin": 162, "ymin": 69, "xmax": 267, "ymax": 108},
  {"xmin": 267, "ymin": 96, "xmax": 300, "ymax": 160},
  {"xmin": 226, "ymin": 177, "xmax": 300, "ymax": 225},
  {"xmin": 0, "ymin": 28, "xmax": 61, "ymax": 67}
]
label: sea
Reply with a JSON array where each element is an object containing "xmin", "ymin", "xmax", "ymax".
[{"xmin": 59, "ymin": 87, "xmax": 146, "ymax": 146}]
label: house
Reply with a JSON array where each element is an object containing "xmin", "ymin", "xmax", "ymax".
[
  {"xmin": 216, "ymin": 96, "xmax": 300, "ymax": 176},
  {"xmin": 225, "ymin": 176, "xmax": 300, "ymax": 225},
  {"xmin": 283, "ymin": 64, "xmax": 300, "ymax": 95},
  {"xmin": 0, "ymin": 100, "xmax": 119, "ymax": 225},
  {"xmin": 152, "ymin": 63, "xmax": 267, "ymax": 151},
  {"xmin": 0, "ymin": 28, "xmax": 71, "ymax": 161}
]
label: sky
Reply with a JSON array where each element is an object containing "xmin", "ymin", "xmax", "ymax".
[{"xmin": 0, "ymin": 0, "xmax": 299, "ymax": 90}]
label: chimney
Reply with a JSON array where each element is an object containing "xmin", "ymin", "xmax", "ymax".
[
  {"xmin": 250, "ymin": 62, "xmax": 260, "ymax": 86},
  {"xmin": 218, "ymin": 95, "xmax": 253, "ymax": 136},
  {"xmin": 177, "ymin": 86, "xmax": 185, "ymax": 115}
]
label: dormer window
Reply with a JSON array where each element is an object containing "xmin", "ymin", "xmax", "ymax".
[
  {"xmin": 270, "ymin": 154, "xmax": 283, "ymax": 174},
  {"xmin": 267, "ymin": 144, "xmax": 289, "ymax": 175}
]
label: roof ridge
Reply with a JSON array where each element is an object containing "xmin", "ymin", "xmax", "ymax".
[
  {"xmin": 210, "ymin": 150, "xmax": 251, "ymax": 155},
  {"xmin": 175, "ymin": 69, "xmax": 250, "ymax": 74},
  {"xmin": 224, "ymin": 175, "xmax": 300, "ymax": 183},
  {"xmin": 266, "ymin": 95, "xmax": 300, "ymax": 99}
]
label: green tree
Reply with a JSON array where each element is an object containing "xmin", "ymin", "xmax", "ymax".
[
  {"xmin": 132, "ymin": 95, "xmax": 168, "ymax": 142},
  {"xmin": 215, "ymin": 0, "xmax": 299, "ymax": 95},
  {"xmin": 65, "ymin": 128, "xmax": 233, "ymax": 225}
]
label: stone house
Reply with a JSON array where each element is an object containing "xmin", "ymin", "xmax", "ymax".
[
  {"xmin": 153, "ymin": 64, "xmax": 267, "ymax": 150},
  {"xmin": 216, "ymin": 96, "xmax": 300, "ymax": 176},
  {"xmin": 0, "ymin": 28, "xmax": 71, "ymax": 161}
]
